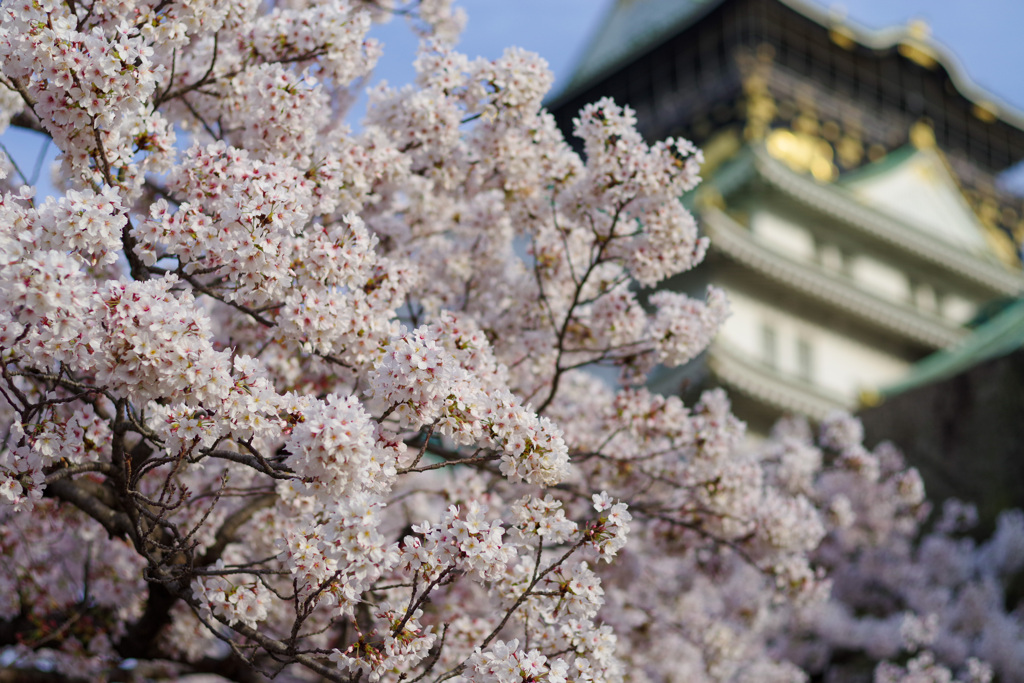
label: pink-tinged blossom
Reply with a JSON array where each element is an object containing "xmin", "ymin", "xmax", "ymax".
[
  {"xmin": 34, "ymin": 186, "xmax": 126, "ymax": 266},
  {"xmin": 648, "ymin": 286, "xmax": 731, "ymax": 367},
  {"xmin": 193, "ymin": 561, "xmax": 273, "ymax": 629},
  {"xmin": 285, "ymin": 393, "xmax": 394, "ymax": 500}
]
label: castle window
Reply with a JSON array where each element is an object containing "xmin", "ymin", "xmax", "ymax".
[
  {"xmin": 913, "ymin": 280, "xmax": 938, "ymax": 313},
  {"xmin": 942, "ymin": 294, "xmax": 977, "ymax": 325},
  {"xmin": 796, "ymin": 337, "xmax": 814, "ymax": 382},
  {"xmin": 849, "ymin": 254, "xmax": 911, "ymax": 301},
  {"xmin": 819, "ymin": 242, "xmax": 845, "ymax": 271},
  {"xmin": 761, "ymin": 323, "xmax": 778, "ymax": 370}
]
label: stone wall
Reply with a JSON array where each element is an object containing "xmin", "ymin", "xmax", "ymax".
[{"xmin": 859, "ymin": 349, "xmax": 1024, "ymax": 534}]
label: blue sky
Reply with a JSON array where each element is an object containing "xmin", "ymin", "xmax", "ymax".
[{"xmin": 370, "ymin": 0, "xmax": 1024, "ymax": 113}]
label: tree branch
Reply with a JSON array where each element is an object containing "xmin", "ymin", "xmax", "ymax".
[{"xmin": 46, "ymin": 478, "xmax": 135, "ymax": 542}]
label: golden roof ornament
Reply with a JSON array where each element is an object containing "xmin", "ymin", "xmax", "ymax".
[
  {"xmin": 899, "ymin": 19, "xmax": 937, "ymax": 68},
  {"xmin": 765, "ymin": 128, "xmax": 838, "ymax": 182},
  {"xmin": 909, "ymin": 120, "xmax": 936, "ymax": 150}
]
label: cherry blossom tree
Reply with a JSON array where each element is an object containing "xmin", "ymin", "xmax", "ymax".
[{"xmin": 1, "ymin": 1, "xmax": 1022, "ymax": 682}]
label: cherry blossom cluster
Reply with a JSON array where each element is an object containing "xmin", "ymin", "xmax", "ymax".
[
  {"xmin": 193, "ymin": 561, "xmax": 274, "ymax": 630},
  {"xmin": 2, "ymin": 1, "xmax": 1023, "ymax": 681},
  {"xmin": 98, "ymin": 277, "xmax": 235, "ymax": 404},
  {"xmin": 0, "ymin": 0, "xmax": 172, "ymax": 192},
  {"xmin": 33, "ymin": 186, "xmax": 125, "ymax": 266},
  {"xmin": 647, "ymin": 286, "xmax": 731, "ymax": 367},
  {"xmin": 138, "ymin": 141, "xmax": 317, "ymax": 303},
  {"xmin": 357, "ymin": 46, "xmax": 726, "ymax": 406},
  {"xmin": 284, "ymin": 393, "xmax": 395, "ymax": 500},
  {"xmin": 769, "ymin": 415, "xmax": 1024, "ymax": 683},
  {"xmin": 356, "ymin": 0, "xmax": 467, "ymax": 44},
  {"xmin": 139, "ymin": 140, "xmax": 413, "ymax": 364},
  {"xmin": 273, "ymin": 492, "xmax": 402, "ymax": 618},
  {"xmin": 468, "ymin": 638, "xmax": 572, "ymax": 683},
  {"xmin": 587, "ymin": 492, "xmax": 632, "ymax": 562},
  {"xmin": 328, "ymin": 602, "xmax": 437, "ymax": 682},
  {"xmin": 0, "ymin": 499, "xmax": 146, "ymax": 676},
  {"xmin": 401, "ymin": 501, "xmax": 515, "ymax": 581},
  {"xmin": 510, "ymin": 494, "xmax": 578, "ymax": 544},
  {"xmin": 370, "ymin": 314, "xmax": 571, "ymax": 485},
  {"xmin": 0, "ymin": 404, "xmax": 108, "ymax": 507},
  {"xmin": 246, "ymin": 2, "xmax": 380, "ymax": 90},
  {"xmin": 570, "ymin": 99, "xmax": 707, "ymax": 287}
]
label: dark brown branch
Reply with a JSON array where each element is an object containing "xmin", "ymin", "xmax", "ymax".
[
  {"xmin": 44, "ymin": 463, "xmax": 115, "ymax": 484},
  {"xmin": 116, "ymin": 581, "xmax": 178, "ymax": 661},
  {"xmin": 10, "ymin": 110, "xmax": 47, "ymax": 135},
  {"xmin": 177, "ymin": 270, "xmax": 277, "ymax": 327},
  {"xmin": 398, "ymin": 452, "xmax": 497, "ymax": 474},
  {"xmin": 204, "ymin": 449, "xmax": 292, "ymax": 478},
  {"xmin": 46, "ymin": 478, "xmax": 134, "ymax": 542},
  {"xmin": 121, "ymin": 215, "xmax": 152, "ymax": 281},
  {"xmin": 195, "ymin": 605, "xmax": 347, "ymax": 682}
]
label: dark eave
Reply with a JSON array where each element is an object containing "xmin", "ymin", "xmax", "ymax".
[{"xmin": 547, "ymin": 0, "xmax": 1024, "ymax": 173}]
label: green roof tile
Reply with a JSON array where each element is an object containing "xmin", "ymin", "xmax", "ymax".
[
  {"xmin": 882, "ymin": 298, "xmax": 1024, "ymax": 396},
  {"xmin": 564, "ymin": 0, "xmax": 718, "ymax": 93}
]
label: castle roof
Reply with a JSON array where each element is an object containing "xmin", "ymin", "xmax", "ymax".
[
  {"xmin": 882, "ymin": 298, "xmax": 1024, "ymax": 396},
  {"xmin": 561, "ymin": 0, "xmax": 1024, "ymax": 136},
  {"xmin": 565, "ymin": 0, "xmax": 713, "ymax": 94},
  {"xmin": 553, "ymin": 0, "xmax": 1024, "ymax": 175}
]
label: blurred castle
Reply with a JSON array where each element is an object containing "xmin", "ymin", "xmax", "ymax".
[{"xmin": 549, "ymin": 0, "xmax": 1024, "ymax": 434}]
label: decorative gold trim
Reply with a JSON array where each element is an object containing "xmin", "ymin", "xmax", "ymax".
[
  {"xmin": 972, "ymin": 102, "xmax": 998, "ymax": 123},
  {"xmin": 909, "ymin": 120, "xmax": 936, "ymax": 150},
  {"xmin": 836, "ymin": 135, "xmax": 864, "ymax": 168},
  {"xmin": 765, "ymin": 129, "xmax": 837, "ymax": 182},
  {"xmin": 906, "ymin": 122, "xmax": 1022, "ymax": 269},
  {"xmin": 738, "ymin": 47, "xmax": 777, "ymax": 142},
  {"xmin": 700, "ymin": 128, "xmax": 743, "ymax": 178},
  {"xmin": 858, "ymin": 388, "xmax": 883, "ymax": 408},
  {"xmin": 898, "ymin": 20, "xmax": 937, "ymax": 68},
  {"xmin": 829, "ymin": 27, "xmax": 856, "ymax": 50},
  {"xmin": 898, "ymin": 40, "xmax": 937, "ymax": 69},
  {"xmin": 906, "ymin": 19, "xmax": 930, "ymax": 41},
  {"xmin": 976, "ymin": 198, "xmax": 1022, "ymax": 267}
]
